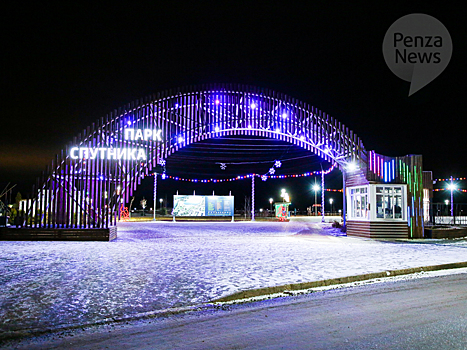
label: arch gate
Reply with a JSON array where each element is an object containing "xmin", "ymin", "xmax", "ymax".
[{"xmin": 20, "ymin": 84, "xmax": 424, "ymax": 238}]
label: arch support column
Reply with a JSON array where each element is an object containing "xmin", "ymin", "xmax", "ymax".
[
  {"xmin": 321, "ymin": 171, "xmax": 325, "ymax": 223},
  {"xmin": 153, "ymin": 174, "xmax": 157, "ymax": 221},
  {"xmin": 251, "ymin": 175, "xmax": 255, "ymax": 221}
]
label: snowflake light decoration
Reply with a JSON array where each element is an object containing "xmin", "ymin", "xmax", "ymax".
[
  {"xmin": 220, "ymin": 163, "xmax": 227, "ymax": 170},
  {"xmin": 269, "ymin": 167, "xmax": 275, "ymax": 175},
  {"xmin": 159, "ymin": 159, "xmax": 166, "ymax": 166},
  {"xmin": 261, "ymin": 175, "xmax": 267, "ymax": 181},
  {"xmin": 274, "ymin": 160, "xmax": 281, "ymax": 168}
]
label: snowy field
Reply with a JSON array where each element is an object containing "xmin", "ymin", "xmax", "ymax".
[{"xmin": 1, "ymin": 217, "xmax": 467, "ymax": 334}]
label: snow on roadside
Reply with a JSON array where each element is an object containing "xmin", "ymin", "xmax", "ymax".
[
  {"xmin": 1, "ymin": 220, "xmax": 466, "ymax": 333},
  {"xmin": 214, "ymin": 267, "xmax": 467, "ymax": 305}
]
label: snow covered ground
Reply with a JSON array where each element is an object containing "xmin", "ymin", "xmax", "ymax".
[{"xmin": 1, "ymin": 217, "xmax": 467, "ymax": 334}]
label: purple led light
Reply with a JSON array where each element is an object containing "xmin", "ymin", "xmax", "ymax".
[
  {"xmin": 376, "ymin": 155, "xmax": 380, "ymax": 176},
  {"xmin": 250, "ymin": 103, "xmax": 256, "ymax": 109},
  {"xmin": 373, "ymin": 152, "xmax": 376, "ymax": 174},
  {"xmin": 215, "ymin": 99, "xmax": 220, "ymax": 105}
]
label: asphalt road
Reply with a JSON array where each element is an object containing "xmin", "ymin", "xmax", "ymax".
[{"xmin": 7, "ymin": 273, "xmax": 467, "ymax": 350}]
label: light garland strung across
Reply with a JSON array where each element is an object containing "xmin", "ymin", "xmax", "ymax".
[
  {"xmin": 215, "ymin": 159, "xmax": 286, "ymax": 181},
  {"xmin": 160, "ymin": 173, "xmax": 343, "ymax": 191},
  {"xmin": 435, "ymin": 177, "xmax": 466, "ymax": 182},
  {"xmin": 259, "ymin": 159, "xmax": 335, "ymax": 182},
  {"xmin": 433, "ymin": 188, "xmax": 467, "ymax": 193},
  {"xmin": 155, "ymin": 159, "xmax": 337, "ymax": 191},
  {"xmin": 155, "ymin": 162, "xmax": 337, "ymax": 182}
]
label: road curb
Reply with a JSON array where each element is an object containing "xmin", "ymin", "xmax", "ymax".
[
  {"xmin": 3, "ymin": 261, "xmax": 467, "ymax": 344},
  {"xmin": 212, "ymin": 261, "xmax": 467, "ymax": 303}
]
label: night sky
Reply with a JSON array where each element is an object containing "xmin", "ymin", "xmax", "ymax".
[{"xmin": 1, "ymin": 3, "xmax": 466, "ymax": 210}]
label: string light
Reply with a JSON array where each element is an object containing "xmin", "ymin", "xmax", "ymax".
[
  {"xmin": 433, "ymin": 188, "xmax": 467, "ymax": 193},
  {"xmin": 158, "ymin": 173, "xmax": 342, "ymax": 191},
  {"xmin": 154, "ymin": 163, "xmax": 338, "ymax": 183}
]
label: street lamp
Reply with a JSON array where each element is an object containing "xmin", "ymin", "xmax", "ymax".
[
  {"xmin": 448, "ymin": 178, "xmax": 457, "ymax": 220},
  {"xmin": 329, "ymin": 198, "xmax": 334, "ymax": 215},
  {"xmin": 269, "ymin": 198, "xmax": 273, "ymax": 216},
  {"xmin": 346, "ymin": 162, "xmax": 358, "ymax": 172},
  {"xmin": 159, "ymin": 198, "xmax": 163, "ymax": 214},
  {"xmin": 312, "ymin": 183, "xmax": 320, "ymax": 216}
]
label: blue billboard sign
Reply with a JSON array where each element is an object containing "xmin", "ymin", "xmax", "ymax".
[
  {"xmin": 173, "ymin": 195, "xmax": 234, "ymax": 217},
  {"xmin": 206, "ymin": 196, "xmax": 234, "ymax": 216}
]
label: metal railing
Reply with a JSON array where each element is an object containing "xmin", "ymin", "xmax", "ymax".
[{"xmin": 429, "ymin": 203, "xmax": 467, "ymax": 226}]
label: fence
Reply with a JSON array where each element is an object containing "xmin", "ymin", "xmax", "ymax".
[{"xmin": 429, "ymin": 203, "xmax": 467, "ymax": 226}]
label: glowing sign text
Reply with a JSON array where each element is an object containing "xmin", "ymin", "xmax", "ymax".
[
  {"xmin": 70, "ymin": 147, "xmax": 147, "ymax": 160},
  {"xmin": 124, "ymin": 128, "xmax": 162, "ymax": 141},
  {"xmin": 69, "ymin": 128, "xmax": 162, "ymax": 161}
]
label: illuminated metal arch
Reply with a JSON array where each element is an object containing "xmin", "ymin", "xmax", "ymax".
[
  {"xmin": 156, "ymin": 89, "xmax": 365, "ymax": 167},
  {"xmin": 24, "ymin": 84, "xmax": 367, "ymax": 229}
]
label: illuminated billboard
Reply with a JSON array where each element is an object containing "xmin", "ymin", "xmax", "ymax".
[{"xmin": 173, "ymin": 195, "xmax": 234, "ymax": 216}]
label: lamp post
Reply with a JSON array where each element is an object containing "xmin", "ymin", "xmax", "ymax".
[
  {"xmin": 269, "ymin": 198, "xmax": 273, "ymax": 216},
  {"xmin": 448, "ymin": 177, "xmax": 456, "ymax": 224},
  {"xmin": 329, "ymin": 198, "xmax": 333, "ymax": 215},
  {"xmin": 312, "ymin": 183, "xmax": 320, "ymax": 216},
  {"xmin": 281, "ymin": 189, "xmax": 286, "ymax": 202}
]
